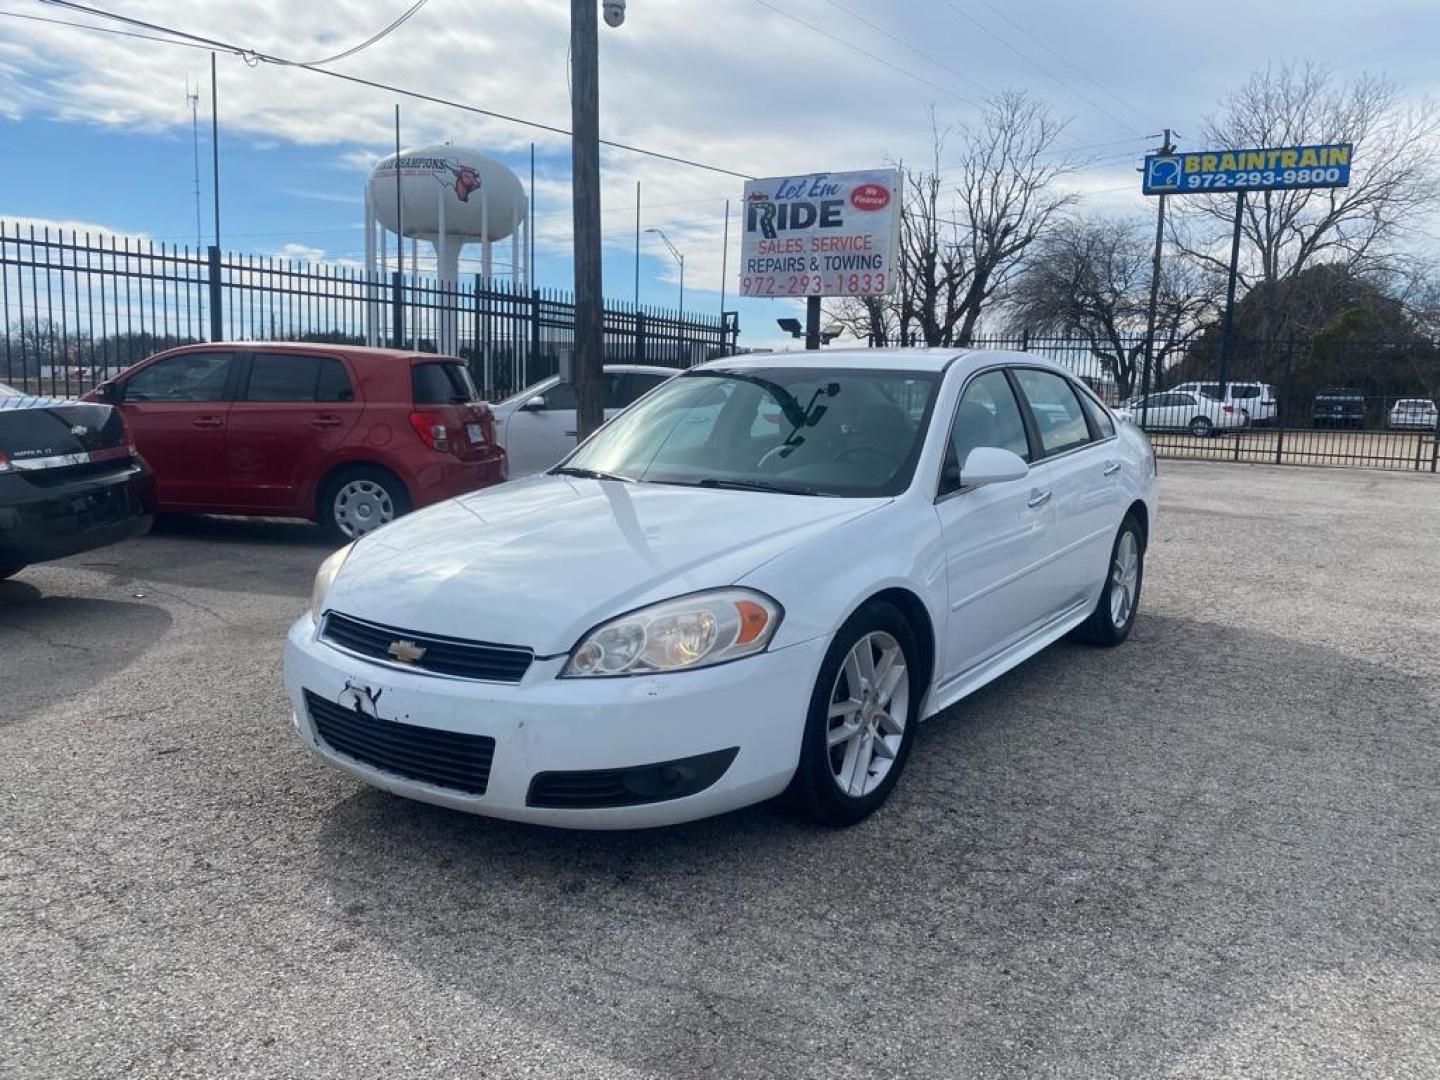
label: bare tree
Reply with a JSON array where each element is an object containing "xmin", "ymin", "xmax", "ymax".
[
  {"xmin": 833, "ymin": 97, "xmax": 1076, "ymax": 348},
  {"xmin": 1176, "ymin": 64, "xmax": 1440, "ymax": 337},
  {"xmin": 1009, "ymin": 216, "xmax": 1219, "ymax": 397},
  {"xmin": 947, "ymin": 91, "xmax": 1078, "ymax": 344}
]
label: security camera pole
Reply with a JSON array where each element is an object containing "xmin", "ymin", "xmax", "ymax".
[{"xmin": 569, "ymin": 0, "xmax": 609, "ymax": 440}]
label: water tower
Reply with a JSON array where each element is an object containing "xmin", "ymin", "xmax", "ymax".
[{"xmin": 364, "ymin": 144, "xmax": 529, "ymax": 355}]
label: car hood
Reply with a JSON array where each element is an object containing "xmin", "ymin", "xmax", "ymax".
[{"xmin": 323, "ymin": 475, "xmax": 887, "ymax": 655}]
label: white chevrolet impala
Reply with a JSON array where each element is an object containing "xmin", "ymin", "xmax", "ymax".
[{"xmin": 285, "ymin": 349, "xmax": 1156, "ymax": 828}]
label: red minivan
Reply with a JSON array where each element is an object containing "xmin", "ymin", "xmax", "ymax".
[{"xmin": 86, "ymin": 343, "xmax": 506, "ymax": 538}]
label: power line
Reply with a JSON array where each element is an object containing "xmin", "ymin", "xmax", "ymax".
[
  {"xmin": 823, "ymin": 0, "xmax": 994, "ymax": 100},
  {"xmin": 969, "ymin": 0, "xmax": 1152, "ymax": 129},
  {"xmin": 751, "ymin": 0, "xmax": 983, "ymax": 109},
  {"xmin": 940, "ymin": 1, "xmax": 1145, "ymax": 135},
  {"xmin": 28, "ymin": 1, "xmax": 757, "ymax": 180},
  {"xmin": 0, "ymin": 7, "xmax": 209, "ymax": 50},
  {"xmin": 297, "ymin": 0, "xmax": 432, "ymax": 67}
]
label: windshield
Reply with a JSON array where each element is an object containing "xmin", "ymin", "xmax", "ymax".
[{"xmin": 559, "ymin": 367, "xmax": 939, "ymax": 497}]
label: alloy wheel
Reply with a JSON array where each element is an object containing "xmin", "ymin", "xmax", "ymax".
[
  {"xmin": 1109, "ymin": 530, "xmax": 1140, "ymax": 628},
  {"xmin": 826, "ymin": 631, "xmax": 909, "ymax": 798},
  {"xmin": 332, "ymin": 479, "xmax": 395, "ymax": 538}
]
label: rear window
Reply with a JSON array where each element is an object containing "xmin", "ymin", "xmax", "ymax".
[{"xmin": 411, "ymin": 361, "xmax": 479, "ymax": 405}]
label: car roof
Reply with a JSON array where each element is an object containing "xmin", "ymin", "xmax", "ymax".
[
  {"xmin": 156, "ymin": 342, "xmax": 456, "ymax": 364},
  {"xmin": 691, "ymin": 347, "xmax": 1076, "ymax": 379}
]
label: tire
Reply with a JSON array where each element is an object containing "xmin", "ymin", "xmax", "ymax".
[
  {"xmin": 1188, "ymin": 416, "xmax": 1214, "ymax": 437},
  {"xmin": 319, "ymin": 466, "xmax": 411, "ymax": 541},
  {"xmin": 1070, "ymin": 514, "xmax": 1145, "ymax": 647},
  {"xmin": 0, "ymin": 559, "xmax": 26, "ymax": 581},
  {"xmin": 784, "ymin": 601, "xmax": 922, "ymax": 827}
]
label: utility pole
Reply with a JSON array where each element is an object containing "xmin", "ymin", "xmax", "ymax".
[
  {"xmin": 187, "ymin": 80, "xmax": 202, "ymax": 252},
  {"xmin": 634, "ymin": 181, "xmax": 641, "ymax": 308},
  {"xmin": 207, "ymin": 52, "xmax": 223, "ymax": 344},
  {"xmin": 570, "ymin": 0, "xmax": 605, "ymax": 440},
  {"xmin": 1140, "ymin": 127, "xmax": 1175, "ymax": 428},
  {"xmin": 719, "ymin": 198, "xmax": 730, "ymax": 327},
  {"xmin": 209, "ymin": 52, "xmax": 221, "ymax": 249}
]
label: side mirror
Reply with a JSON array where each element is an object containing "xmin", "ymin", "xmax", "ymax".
[
  {"xmin": 522, "ymin": 395, "xmax": 546, "ymax": 412},
  {"xmin": 98, "ymin": 381, "xmax": 122, "ymax": 404},
  {"xmin": 961, "ymin": 447, "xmax": 1029, "ymax": 489}
]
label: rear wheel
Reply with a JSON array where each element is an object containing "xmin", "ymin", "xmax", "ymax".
[
  {"xmin": 1188, "ymin": 416, "xmax": 1214, "ymax": 437},
  {"xmin": 1071, "ymin": 515, "xmax": 1144, "ymax": 647},
  {"xmin": 320, "ymin": 466, "xmax": 410, "ymax": 541},
  {"xmin": 785, "ymin": 601, "xmax": 921, "ymax": 827}
]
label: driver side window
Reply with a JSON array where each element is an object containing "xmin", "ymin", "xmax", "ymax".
[
  {"xmin": 941, "ymin": 370, "xmax": 1031, "ymax": 496},
  {"xmin": 123, "ymin": 351, "xmax": 233, "ymax": 401}
]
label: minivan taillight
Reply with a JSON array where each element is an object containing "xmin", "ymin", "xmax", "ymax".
[{"xmin": 408, "ymin": 410, "xmax": 451, "ymax": 452}]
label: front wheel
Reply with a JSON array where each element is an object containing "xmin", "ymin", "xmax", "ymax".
[
  {"xmin": 785, "ymin": 601, "xmax": 921, "ymax": 827},
  {"xmin": 1188, "ymin": 416, "xmax": 1214, "ymax": 437},
  {"xmin": 1071, "ymin": 514, "xmax": 1145, "ymax": 646}
]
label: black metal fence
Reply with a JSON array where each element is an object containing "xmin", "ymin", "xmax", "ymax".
[
  {"xmin": 0, "ymin": 221, "xmax": 739, "ymax": 401},
  {"xmin": 949, "ymin": 333, "xmax": 1440, "ymax": 473}
]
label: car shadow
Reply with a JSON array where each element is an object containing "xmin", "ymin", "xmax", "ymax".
[
  {"xmin": 308, "ymin": 612, "xmax": 1440, "ymax": 1077},
  {"xmin": 0, "ymin": 589, "xmax": 174, "ymax": 724},
  {"xmin": 149, "ymin": 513, "xmax": 335, "ymax": 549},
  {"xmin": 57, "ymin": 514, "xmax": 339, "ymax": 599}
]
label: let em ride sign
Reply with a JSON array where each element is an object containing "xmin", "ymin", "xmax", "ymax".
[
  {"xmin": 741, "ymin": 169, "xmax": 901, "ymax": 298},
  {"xmin": 1143, "ymin": 142, "xmax": 1353, "ymax": 195}
]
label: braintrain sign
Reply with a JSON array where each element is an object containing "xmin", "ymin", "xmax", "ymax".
[
  {"xmin": 1143, "ymin": 142, "xmax": 1353, "ymax": 195},
  {"xmin": 740, "ymin": 169, "xmax": 901, "ymax": 298}
]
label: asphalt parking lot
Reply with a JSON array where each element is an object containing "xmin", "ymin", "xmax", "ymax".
[{"xmin": 3, "ymin": 460, "xmax": 1438, "ymax": 1080}]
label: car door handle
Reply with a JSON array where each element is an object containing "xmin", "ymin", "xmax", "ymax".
[
  {"xmin": 192, "ymin": 416, "xmax": 224, "ymax": 429},
  {"xmin": 312, "ymin": 415, "xmax": 343, "ymax": 429},
  {"xmin": 564, "ymin": 430, "xmax": 577, "ymax": 437},
  {"xmin": 1027, "ymin": 489, "xmax": 1052, "ymax": 509},
  {"xmin": 1103, "ymin": 461, "xmax": 1122, "ymax": 476}
]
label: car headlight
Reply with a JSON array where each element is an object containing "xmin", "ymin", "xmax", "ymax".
[
  {"xmin": 309, "ymin": 542, "xmax": 354, "ymax": 622},
  {"xmin": 561, "ymin": 589, "xmax": 782, "ymax": 678}
]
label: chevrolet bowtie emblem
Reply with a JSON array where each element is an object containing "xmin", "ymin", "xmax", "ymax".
[{"xmin": 387, "ymin": 639, "xmax": 426, "ymax": 664}]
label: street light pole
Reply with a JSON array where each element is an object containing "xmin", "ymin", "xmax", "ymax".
[{"xmin": 645, "ymin": 227, "xmax": 685, "ymax": 316}]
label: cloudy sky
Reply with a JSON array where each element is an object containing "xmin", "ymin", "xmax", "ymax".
[{"xmin": 2, "ymin": 0, "xmax": 1438, "ymax": 349}]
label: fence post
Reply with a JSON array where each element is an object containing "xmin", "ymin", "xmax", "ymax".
[
  {"xmin": 529, "ymin": 288, "xmax": 541, "ymax": 389},
  {"xmin": 391, "ymin": 270, "xmax": 404, "ymax": 349},
  {"xmin": 636, "ymin": 310, "xmax": 647, "ymax": 364},
  {"xmin": 480, "ymin": 276, "xmax": 492, "ymax": 394},
  {"xmin": 1020, "ymin": 329, "xmax": 1030, "ymax": 352},
  {"xmin": 1274, "ymin": 336, "xmax": 1292, "ymax": 466},
  {"xmin": 207, "ymin": 245, "xmax": 223, "ymax": 343}
]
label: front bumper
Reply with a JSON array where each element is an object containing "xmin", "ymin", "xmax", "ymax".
[
  {"xmin": 0, "ymin": 460, "xmax": 153, "ymax": 565},
  {"xmin": 283, "ymin": 615, "xmax": 826, "ymax": 828}
]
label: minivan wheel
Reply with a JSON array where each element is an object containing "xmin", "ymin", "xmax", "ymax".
[
  {"xmin": 1188, "ymin": 416, "xmax": 1214, "ymax": 437},
  {"xmin": 784, "ymin": 601, "xmax": 921, "ymax": 827},
  {"xmin": 1070, "ymin": 514, "xmax": 1145, "ymax": 647},
  {"xmin": 320, "ymin": 467, "xmax": 410, "ymax": 541}
]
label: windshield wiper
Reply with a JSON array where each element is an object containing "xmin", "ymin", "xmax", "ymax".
[
  {"xmin": 669, "ymin": 477, "xmax": 820, "ymax": 496},
  {"xmin": 551, "ymin": 465, "xmax": 634, "ymax": 483}
]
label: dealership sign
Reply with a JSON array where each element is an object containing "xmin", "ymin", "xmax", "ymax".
[
  {"xmin": 740, "ymin": 169, "xmax": 901, "ymax": 298},
  {"xmin": 1143, "ymin": 143, "xmax": 1353, "ymax": 195}
]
